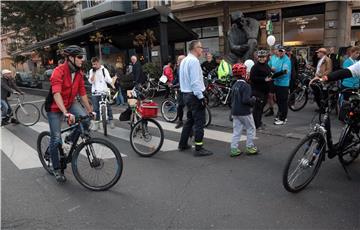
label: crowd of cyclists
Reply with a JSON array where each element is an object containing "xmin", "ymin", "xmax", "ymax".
[{"xmin": 1, "ymin": 41, "xmax": 360, "ymax": 183}]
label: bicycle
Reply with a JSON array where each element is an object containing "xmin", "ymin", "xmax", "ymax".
[
  {"xmin": 93, "ymin": 90, "xmax": 113, "ymax": 136},
  {"xmin": 288, "ymin": 71, "xmax": 315, "ymax": 112},
  {"xmin": 161, "ymin": 85, "xmax": 212, "ymax": 127},
  {"xmin": 37, "ymin": 115, "xmax": 123, "ymax": 191},
  {"xmin": 8, "ymin": 93, "xmax": 40, "ymax": 126},
  {"xmin": 139, "ymin": 75, "xmax": 166, "ymax": 98},
  {"xmin": 127, "ymin": 86, "xmax": 164, "ymax": 157},
  {"xmin": 282, "ymin": 82, "xmax": 360, "ymax": 193},
  {"xmin": 206, "ymin": 78, "xmax": 234, "ymax": 108}
]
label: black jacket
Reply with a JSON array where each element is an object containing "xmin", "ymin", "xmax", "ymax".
[
  {"xmin": 132, "ymin": 61, "xmax": 146, "ymax": 84},
  {"xmin": 201, "ymin": 60, "xmax": 217, "ymax": 76},
  {"xmin": 250, "ymin": 62, "xmax": 272, "ymax": 94},
  {"xmin": 1, "ymin": 77, "xmax": 21, "ymax": 100},
  {"xmin": 231, "ymin": 79, "xmax": 256, "ymax": 116}
]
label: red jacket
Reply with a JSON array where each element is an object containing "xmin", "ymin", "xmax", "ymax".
[
  {"xmin": 163, "ymin": 65, "xmax": 174, "ymax": 83},
  {"xmin": 49, "ymin": 62, "xmax": 87, "ymax": 112}
]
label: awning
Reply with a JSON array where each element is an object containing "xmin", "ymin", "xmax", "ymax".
[{"xmin": 14, "ymin": 6, "xmax": 197, "ymax": 55}]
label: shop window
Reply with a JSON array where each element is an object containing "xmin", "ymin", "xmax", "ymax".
[{"xmin": 283, "ymin": 14, "xmax": 324, "ymax": 46}]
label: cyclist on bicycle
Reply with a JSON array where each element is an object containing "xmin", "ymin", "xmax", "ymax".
[
  {"xmin": 1, "ymin": 69, "xmax": 24, "ymax": 126},
  {"xmin": 45, "ymin": 45, "xmax": 94, "ymax": 183}
]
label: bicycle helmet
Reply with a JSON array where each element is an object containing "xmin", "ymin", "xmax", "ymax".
[
  {"xmin": 63, "ymin": 45, "xmax": 85, "ymax": 57},
  {"xmin": 257, "ymin": 50, "xmax": 268, "ymax": 57},
  {"xmin": 232, "ymin": 63, "xmax": 247, "ymax": 77}
]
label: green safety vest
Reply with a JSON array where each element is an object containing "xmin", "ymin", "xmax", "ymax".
[{"xmin": 217, "ymin": 60, "xmax": 232, "ymax": 81}]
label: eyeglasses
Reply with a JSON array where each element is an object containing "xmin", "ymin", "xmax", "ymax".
[
  {"xmin": 196, "ymin": 46, "xmax": 203, "ymax": 49},
  {"xmin": 76, "ymin": 55, "xmax": 84, "ymax": 59}
]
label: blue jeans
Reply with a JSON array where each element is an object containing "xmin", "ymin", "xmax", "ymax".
[
  {"xmin": 1, "ymin": 99, "xmax": 9, "ymax": 119},
  {"xmin": 116, "ymin": 88, "xmax": 125, "ymax": 105},
  {"xmin": 92, "ymin": 95, "xmax": 113, "ymax": 121},
  {"xmin": 47, "ymin": 103, "xmax": 90, "ymax": 170}
]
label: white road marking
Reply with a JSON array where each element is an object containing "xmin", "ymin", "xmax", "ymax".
[
  {"xmin": 10, "ymin": 99, "xmax": 45, "ymax": 106},
  {"xmin": 112, "ymin": 113, "xmax": 253, "ymax": 143},
  {"xmin": 1, "ymin": 128, "xmax": 42, "ymax": 169},
  {"xmin": 29, "ymin": 122, "xmax": 128, "ymax": 157}
]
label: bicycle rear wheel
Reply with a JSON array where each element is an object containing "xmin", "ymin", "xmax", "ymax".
[
  {"xmin": 15, "ymin": 103, "xmax": 40, "ymax": 126},
  {"xmin": 37, "ymin": 131, "xmax": 53, "ymax": 175},
  {"xmin": 338, "ymin": 127, "xmax": 360, "ymax": 165},
  {"xmin": 130, "ymin": 118, "xmax": 164, "ymax": 157},
  {"xmin": 288, "ymin": 88, "xmax": 308, "ymax": 112},
  {"xmin": 72, "ymin": 138, "xmax": 123, "ymax": 191},
  {"xmin": 161, "ymin": 99, "xmax": 178, "ymax": 122},
  {"xmin": 282, "ymin": 133, "xmax": 326, "ymax": 193},
  {"xmin": 101, "ymin": 106, "xmax": 107, "ymax": 136},
  {"xmin": 41, "ymin": 102, "xmax": 48, "ymax": 120},
  {"xmin": 205, "ymin": 106, "xmax": 212, "ymax": 127}
]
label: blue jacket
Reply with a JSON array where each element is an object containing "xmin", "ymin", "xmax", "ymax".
[
  {"xmin": 268, "ymin": 55, "xmax": 291, "ymax": 87},
  {"xmin": 342, "ymin": 58, "xmax": 359, "ymax": 88}
]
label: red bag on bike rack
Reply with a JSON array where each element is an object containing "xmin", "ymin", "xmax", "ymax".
[{"xmin": 137, "ymin": 101, "xmax": 159, "ymax": 118}]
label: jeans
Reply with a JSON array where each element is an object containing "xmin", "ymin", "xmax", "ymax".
[
  {"xmin": 274, "ymin": 86, "xmax": 289, "ymax": 121},
  {"xmin": 1, "ymin": 99, "xmax": 9, "ymax": 119},
  {"xmin": 92, "ymin": 95, "xmax": 113, "ymax": 121},
  {"xmin": 179, "ymin": 94, "xmax": 205, "ymax": 150},
  {"xmin": 231, "ymin": 115, "xmax": 256, "ymax": 149},
  {"xmin": 116, "ymin": 88, "xmax": 125, "ymax": 105},
  {"xmin": 47, "ymin": 103, "xmax": 90, "ymax": 170}
]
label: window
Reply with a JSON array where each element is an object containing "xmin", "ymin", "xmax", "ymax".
[
  {"xmin": 283, "ymin": 14, "xmax": 325, "ymax": 46},
  {"xmin": 159, "ymin": 0, "xmax": 170, "ymax": 6}
]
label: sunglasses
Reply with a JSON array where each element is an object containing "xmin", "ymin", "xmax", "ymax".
[
  {"xmin": 76, "ymin": 55, "xmax": 84, "ymax": 59},
  {"xmin": 196, "ymin": 46, "xmax": 203, "ymax": 49}
]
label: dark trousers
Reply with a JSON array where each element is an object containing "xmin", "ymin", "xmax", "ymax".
[
  {"xmin": 252, "ymin": 91, "xmax": 267, "ymax": 128},
  {"xmin": 274, "ymin": 86, "xmax": 289, "ymax": 121},
  {"xmin": 177, "ymin": 92, "xmax": 184, "ymax": 121},
  {"xmin": 179, "ymin": 94, "xmax": 205, "ymax": 149},
  {"xmin": 311, "ymin": 84, "xmax": 327, "ymax": 109}
]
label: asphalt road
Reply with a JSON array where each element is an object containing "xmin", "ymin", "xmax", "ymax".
[{"xmin": 1, "ymin": 92, "xmax": 359, "ymax": 230}]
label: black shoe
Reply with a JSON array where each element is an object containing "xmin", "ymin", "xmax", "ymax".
[
  {"xmin": 257, "ymin": 125, "xmax": 265, "ymax": 131},
  {"xmin": 194, "ymin": 148, "xmax": 213, "ymax": 157},
  {"xmin": 175, "ymin": 121, "xmax": 183, "ymax": 129},
  {"xmin": 264, "ymin": 108, "xmax": 274, "ymax": 117},
  {"xmin": 53, "ymin": 169, "xmax": 66, "ymax": 183},
  {"xmin": 1, "ymin": 119, "xmax": 9, "ymax": 126},
  {"xmin": 10, "ymin": 118, "xmax": 20, "ymax": 124},
  {"xmin": 178, "ymin": 144, "xmax": 192, "ymax": 151}
]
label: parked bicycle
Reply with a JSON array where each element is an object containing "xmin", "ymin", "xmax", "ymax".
[
  {"xmin": 139, "ymin": 75, "xmax": 167, "ymax": 98},
  {"xmin": 282, "ymin": 82, "xmax": 359, "ymax": 193},
  {"xmin": 127, "ymin": 86, "xmax": 164, "ymax": 157},
  {"xmin": 161, "ymin": 85, "xmax": 212, "ymax": 127},
  {"xmin": 37, "ymin": 115, "xmax": 123, "ymax": 191},
  {"xmin": 9, "ymin": 94, "xmax": 40, "ymax": 126},
  {"xmin": 206, "ymin": 78, "xmax": 234, "ymax": 108},
  {"xmin": 288, "ymin": 68, "xmax": 315, "ymax": 112}
]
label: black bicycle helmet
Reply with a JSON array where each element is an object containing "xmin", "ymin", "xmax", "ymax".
[{"xmin": 63, "ymin": 45, "xmax": 85, "ymax": 56}]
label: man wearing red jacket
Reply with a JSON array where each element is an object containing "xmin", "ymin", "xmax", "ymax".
[{"xmin": 45, "ymin": 45, "xmax": 93, "ymax": 182}]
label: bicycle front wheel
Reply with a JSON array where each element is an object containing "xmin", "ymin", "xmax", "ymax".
[
  {"xmin": 37, "ymin": 131, "xmax": 53, "ymax": 175},
  {"xmin": 288, "ymin": 88, "xmax": 308, "ymax": 112},
  {"xmin": 41, "ymin": 102, "xmax": 48, "ymax": 120},
  {"xmin": 130, "ymin": 118, "xmax": 164, "ymax": 157},
  {"xmin": 161, "ymin": 99, "xmax": 178, "ymax": 122},
  {"xmin": 72, "ymin": 138, "xmax": 123, "ymax": 191},
  {"xmin": 15, "ymin": 103, "xmax": 40, "ymax": 126},
  {"xmin": 282, "ymin": 133, "xmax": 326, "ymax": 193},
  {"xmin": 101, "ymin": 106, "xmax": 107, "ymax": 136}
]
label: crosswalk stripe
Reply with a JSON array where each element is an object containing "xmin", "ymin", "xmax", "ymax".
[
  {"xmin": 1, "ymin": 128, "xmax": 42, "ymax": 170},
  {"xmin": 29, "ymin": 122, "xmax": 128, "ymax": 157},
  {"xmin": 112, "ymin": 113, "xmax": 253, "ymax": 143}
]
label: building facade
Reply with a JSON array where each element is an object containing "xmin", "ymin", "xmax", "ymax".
[{"xmin": 170, "ymin": 0, "xmax": 360, "ymax": 64}]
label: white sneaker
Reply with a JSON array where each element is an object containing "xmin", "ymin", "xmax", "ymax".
[
  {"xmin": 109, "ymin": 120, "xmax": 115, "ymax": 129},
  {"xmin": 274, "ymin": 120, "xmax": 287, "ymax": 125}
]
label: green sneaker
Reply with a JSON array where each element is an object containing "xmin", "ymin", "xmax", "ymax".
[
  {"xmin": 246, "ymin": 146, "xmax": 258, "ymax": 155},
  {"xmin": 230, "ymin": 148, "xmax": 242, "ymax": 157}
]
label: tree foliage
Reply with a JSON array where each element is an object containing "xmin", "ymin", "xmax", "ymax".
[{"xmin": 1, "ymin": 1, "xmax": 77, "ymax": 43}]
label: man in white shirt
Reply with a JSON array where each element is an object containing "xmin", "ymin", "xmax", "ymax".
[{"xmin": 88, "ymin": 57, "xmax": 115, "ymax": 129}]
